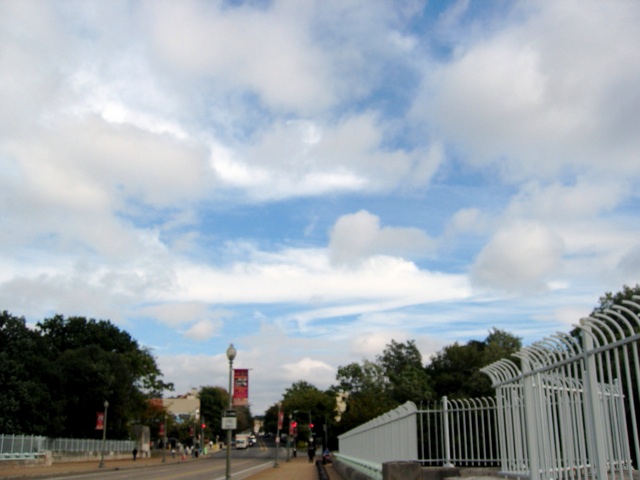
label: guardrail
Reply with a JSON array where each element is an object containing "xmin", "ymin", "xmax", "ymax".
[
  {"xmin": 333, "ymin": 453, "xmax": 383, "ymax": 480},
  {"xmin": 0, "ymin": 434, "xmax": 135, "ymax": 461},
  {"xmin": 338, "ymin": 296, "xmax": 640, "ymax": 480},
  {"xmin": 482, "ymin": 296, "xmax": 640, "ymax": 480}
]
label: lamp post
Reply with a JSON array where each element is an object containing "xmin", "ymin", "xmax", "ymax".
[
  {"xmin": 98, "ymin": 400, "xmax": 109, "ymax": 468},
  {"xmin": 225, "ymin": 343, "xmax": 236, "ymax": 480},
  {"xmin": 162, "ymin": 413, "xmax": 167, "ymax": 463},
  {"xmin": 193, "ymin": 408, "xmax": 199, "ymax": 457},
  {"xmin": 274, "ymin": 401, "xmax": 282, "ymax": 468},
  {"xmin": 286, "ymin": 412, "xmax": 292, "ymax": 462}
]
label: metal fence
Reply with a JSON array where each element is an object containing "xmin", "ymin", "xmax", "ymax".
[
  {"xmin": 337, "ymin": 396, "xmax": 499, "ymax": 478},
  {"xmin": 337, "ymin": 297, "xmax": 640, "ymax": 480},
  {"xmin": 482, "ymin": 296, "xmax": 640, "ymax": 480},
  {"xmin": 0, "ymin": 434, "xmax": 135, "ymax": 460},
  {"xmin": 419, "ymin": 396, "xmax": 499, "ymax": 467}
]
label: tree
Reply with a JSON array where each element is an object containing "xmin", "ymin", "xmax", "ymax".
[
  {"xmin": 0, "ymin": 311, "xmax": 173, "ymax": 438},
  {"xmin": 283, "ymin": 381, "xmax": 335, "ymax": 438},
  {"xmin": 426, "ymin": 329, "xmax": 521, "ymax": 399},
  {"xmin": 264, "ymin": 381, "xmax": 335, "ymax": 447},
  {"xmin": 199, "ymin": 386, "xmax": 229, "ymax": 441},
  {"xmin": 377, "ymin": 340, "xmax": 432, "ymax": 405},
  {"xmin": 0, "ymin": 311, "xmax": 64, "ymax": 435},
  {"xmin": 334, "ymin": 359, "xmax": 396, "ymax": 436},
  {"xmin": 591, "ymin": 284, "xmax": 640, "ymax": 317}
]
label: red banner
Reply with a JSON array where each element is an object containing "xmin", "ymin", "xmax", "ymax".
[
  {"xmin": 233, "ymin": 369, "xmax": 249, "ymax": 406},
  {"xmin": 277, "ymin": 410, "xmax": 284, "ymax": 430},
  {"xmin": 95, "ymin": 412, "xmax": 105, "ymax": 430},
  {"xmin": 159, "ymin": 422, "xmax": 165, "ymax": 437}
]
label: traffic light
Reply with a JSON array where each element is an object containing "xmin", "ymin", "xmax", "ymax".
[
  {"xmin": 201, "ymin": 423, "xmax": 206, "ymax": 429},
  {"xmin": 309, "ymin": 423, "xmax": 314, "ymax": 429},
  {"xmin": 291, "ymin": 421, "xmax": 297, "ymax": 428}
]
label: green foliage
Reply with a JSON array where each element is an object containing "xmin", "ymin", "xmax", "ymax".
[
  {"xmin": 264, "ymin": 381, "xmax": 335, "ymax": 447},
  {"xmin": 591, "ymin": 284, "xmax": 640, "ymax": 316},
  {"xmin": 0, "ymin": 311, "xmax": 64, "ymax": 435},
  {"xmin": 199, "ymin": 386, "xmax": 229, "ymax": 440},
  {"xmin": 426, "ymin": 329, "xmax": 521, "ymax": 399},
  {"xmin": 0, "ymin": 311, "xmax": 173, "ymax": 438},
  {"xmin": 333, "ymin": 340, "xmax": 433, "ymax": 438},
  {"xmin": 377, "ymin": 340, "xmax": 432, "ymax": 404}
]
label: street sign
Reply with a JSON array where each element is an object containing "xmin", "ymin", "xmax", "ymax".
[{"xmin": 222, "ymin": 409, "xmax": 237, "ymax": 430}]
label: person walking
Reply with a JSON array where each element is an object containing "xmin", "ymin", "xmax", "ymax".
[{"xmin": 307, "ymin": 444, "xmax": 315, "ymax": 463}]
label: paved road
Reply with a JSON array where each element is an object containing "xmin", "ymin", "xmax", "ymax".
[{"xmin": 0, "ymin": 440, "xmax": 281, "ymax": 480}]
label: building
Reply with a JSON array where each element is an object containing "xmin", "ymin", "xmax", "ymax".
[{"xmin": 163, "ymin": 388, "xmax": 201, "ymax": 423}]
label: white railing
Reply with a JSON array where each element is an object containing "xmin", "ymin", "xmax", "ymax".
[
  {"xmin": 338, "ymin": 401, "xmax": 418, "ymax": 471},
  {"xmin": 338, "ymin": 397, "xmax": 499, "ymax": 477},
  {"xmin": 482, "ymin": 296, "xmax": 640, "ymax": 480},
  {"xmin": 0, "ymin": 434, "xmax": 135, "ymax": 460}
]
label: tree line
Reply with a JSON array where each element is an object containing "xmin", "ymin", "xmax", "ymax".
[
  {"xmin": 2, "ymin": 283, "xmax": 637, "ymax": 447},
  {"xmin": 262, "ymin": 284, "xmax": 640, "ymax": 449},
  {"xmin": 0, "ymin": 313, "xmax": 173, "ymax": 439}
]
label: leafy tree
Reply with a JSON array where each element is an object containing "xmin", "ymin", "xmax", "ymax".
[
  {"xmin": 283, "ymin": 381, "xmax": 334, "ymax": 438},
  {"xmin": 377, "ymin": 340, "xmax": 432, "ymax": 405},
  {"xmin": 199, "ymin": 386, "xmax": 229, "ymax": 441},
  {"xmin": 234, "ymin": 405, "xmax": 253, "ymax": 434},
  {"xmin": 264, "ymin": 381, "xmax": 335, "ymax": 447},
  {"xmin": 334, "ymin": 359, "xmax": 395, "ymax": 436},
  {"xmin": 591, "ymin": 284, "xmax": 640, "ymax": 317},
  {"xmin": 0, "ymin": 312, "xmax": 64, "ymax": 434},
  {"xmin": 0, "ymin": 312, "xmax": 173, "ymax": 438},
  {"xmin": 426, "ymin": 329, "xmax": 521, "ymax": 399}
]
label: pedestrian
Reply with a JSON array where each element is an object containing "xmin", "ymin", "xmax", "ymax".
[
  {"xmin": 307, "ymin": 444, "xmax": 315, "ymax": 463},
  {"xmin": 132, "ymin": 447, "xmax": 138, "ymax": 461},
  {"xmin": 322, "ymin": 448, "xmax": 332, "ymax": 465}
]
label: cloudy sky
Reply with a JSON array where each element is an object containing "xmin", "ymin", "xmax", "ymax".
[{"xmin": 1, "ymin": 0, "xmax": 639, "ymax": 415}]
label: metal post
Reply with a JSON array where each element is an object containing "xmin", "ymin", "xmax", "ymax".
[
  {"xmin": 581, "ymin": 325, "xmax": 608, "ymax": 480},
  {"xmin": 162, "ymin": 413, "xmax": 167, "ymax": 463},
  {"xmin": 442, "ymin": 396, "xmax": 453, "ymax": 468},
  {"xmin": 226, "ymin": 344, "xmax": 236, "ymax": 480},
  {"xmin": 274, "ymin": 402, "xmax": 282, "ymax": 467},
  {"xmin": 98, "ymin": 400, "xmax": 109, "ymax": 468},
  {"xmin": 286, "ymin": 413, "xmax": 291, "ymax": 461}
]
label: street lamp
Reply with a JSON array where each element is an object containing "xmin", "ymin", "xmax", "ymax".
[
  {"xmin": 286, "ymin": 412, "xmax": 292, "ymax": 462},
  {"xmin": 162, "ymin": 412, "xmax": 167, "ymax": 464},
  {"xmin": 98, "ymin": 400, "xmax": 109, "ymax": 468},
  {"xmin": 274, "ymin": 401, "xmax": 282, "ymax": 468},
  {"xmin": 225, "ymin": 343, "xmax": 236, "ymax": 480}
]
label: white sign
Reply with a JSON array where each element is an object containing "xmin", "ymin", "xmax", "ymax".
[
  {"xmin": 222, "ymin": 409, "xmax": 237, "ymax": 430},
  {"xmin": 222, "ymin": 417, "xmax": 237, "ymax": 430}
]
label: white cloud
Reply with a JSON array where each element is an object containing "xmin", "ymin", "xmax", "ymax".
[
  {"xmin": 147, "ymin": 0, "xmax": 334, "ymax": 113},
  {"xmin": 283, "ymin": 357, "xmax": 334, "ymax": 380},
  {"xmin": 471, "ymin": 222, "xmax": 565, "ymax": 293},
  {"xmin": 328, "ymin": 210, "xmax": 435, "ymax": 266},
  {"xmin": 184, "ymin": 320, "xmax": 221, "ymax": 341},
  {"xmin": 418, "ymin": 0, "xmax": 640, "ymax": 182}
]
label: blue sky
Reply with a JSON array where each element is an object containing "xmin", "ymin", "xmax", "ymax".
[{"xmin": 1, "ymin": 0, "xmax": 639, "ymax": 415}]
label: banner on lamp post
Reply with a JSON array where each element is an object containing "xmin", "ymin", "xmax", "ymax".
[
  {"xmin": 159, "ymin": 422, "xmax": 165, "ymax": 437},
  {"xmin": 95, "ymin": 412, "xmax": 105, "ymax": 430},
  {"xmin": 232, "ymin": 369, "xmax": 249, "ymax": 406}
]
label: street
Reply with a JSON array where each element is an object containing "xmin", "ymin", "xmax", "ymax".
[{"xmin": 1, "ymin": 439, "xmax": 289, "ymax": 480}]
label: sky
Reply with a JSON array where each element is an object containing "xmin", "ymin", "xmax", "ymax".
[{"xmin": 1, "ymin": 0, "xmax": 639, "ymax": 416}]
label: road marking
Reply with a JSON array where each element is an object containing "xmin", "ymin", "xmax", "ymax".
[{"xmin": 212, "ymin": 460, "xmax": 273, "ymax": 480}]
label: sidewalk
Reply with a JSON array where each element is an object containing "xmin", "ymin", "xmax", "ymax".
[
  {"xmin": 0, "ymin": 455, "xmax": 170, "ymax": 479},
  {"xmin": 245, "ymin": 455, "xmax": 328, "ymax": 480},
  {"xmin": 0, "ymin": 454, "xmax": 343, "ymax": 480}
]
